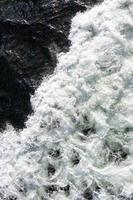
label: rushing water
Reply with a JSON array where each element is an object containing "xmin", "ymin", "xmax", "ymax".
[{"xmin": 0, "ymin": 0, "xmax": 133, "ymax": 199}]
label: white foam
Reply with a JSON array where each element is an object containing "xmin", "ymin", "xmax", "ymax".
[{"xmin": 0, "ymin": 0, "xmax": 133, "ymax": 199}]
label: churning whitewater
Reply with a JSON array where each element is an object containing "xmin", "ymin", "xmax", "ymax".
[{"xmin": 0, "ymin": 0, "xmax": 133, "ymax": 199}]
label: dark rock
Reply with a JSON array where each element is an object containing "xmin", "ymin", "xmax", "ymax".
[{"xmin": 0, "ymin": 0, "xmax": 101, "ymax": 129}]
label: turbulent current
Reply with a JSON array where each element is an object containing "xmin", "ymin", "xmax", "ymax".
[{"xmin": 0, "ymin": 0, "xmax": 133, "ymax": 199}]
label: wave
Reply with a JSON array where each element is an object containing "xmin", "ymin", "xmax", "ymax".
[{"xmin": 0, "ymin": 0, "xmax": 133, "ymax": 199}]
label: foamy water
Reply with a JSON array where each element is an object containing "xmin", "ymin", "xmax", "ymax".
[{"xmin": 0, "ymin": 0, "xmax": 133, "ymax": 199}]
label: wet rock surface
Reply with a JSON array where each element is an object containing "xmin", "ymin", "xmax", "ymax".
[{"xmin": 0, "ymin": 0, "xmax": 100, "ymax": 129}]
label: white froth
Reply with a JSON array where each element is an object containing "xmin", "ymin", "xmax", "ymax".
[{"xmin": 0, "ymin": 0, "xmax": 133, "ymax": 199}]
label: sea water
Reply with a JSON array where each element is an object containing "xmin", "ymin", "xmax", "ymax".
[{"xmin": 0, "ymin": 0, "xmax": 133, "ymax": 199}]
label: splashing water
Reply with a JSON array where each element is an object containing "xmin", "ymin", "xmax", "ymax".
[{"xmin": 0, "ymin": 0, "xmax": 133, "ymax": 199}]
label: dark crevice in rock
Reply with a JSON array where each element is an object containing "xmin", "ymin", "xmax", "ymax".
[{"xmin": 0, "ymin": 0, "xmax": 101, "ymax": 129}]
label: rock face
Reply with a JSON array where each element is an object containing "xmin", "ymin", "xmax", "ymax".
[{"xmin": 0, "ymin": 0, "xmax": 100, "ymax": 129}]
